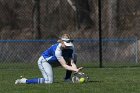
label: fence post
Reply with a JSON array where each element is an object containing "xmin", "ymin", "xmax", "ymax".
[
  {"xmin": 135, "ymin": 37, "xmax": 138, "ymax": 63},
  {"xmin": 98, "ymin": 0, "xmax": 103, "ymax": 68}
]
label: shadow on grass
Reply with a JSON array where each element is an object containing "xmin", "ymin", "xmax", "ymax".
[
  {"xmin": 54, "ymin": 80, "xmax": 104, "ymax": 84},
  {"xmin": 53, "ymin": 80, "xmax": 103, "ymax": 84},
  {"xmin": 87, "ymin": 80, "xmax": 103, "ymax": 83}
]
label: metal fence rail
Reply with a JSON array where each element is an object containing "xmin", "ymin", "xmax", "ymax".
[{"xmin": 0, "ymin": 38, "xmax": 139, "ymax": 67}]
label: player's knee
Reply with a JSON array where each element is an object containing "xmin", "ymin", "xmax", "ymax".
[
  {"xmin": 44, "ymin": 80, "xmax": 53, "ymax": 84},
  {"xmin": 44, "ymin": 78, "xmax": 53, "ymax": 84}
]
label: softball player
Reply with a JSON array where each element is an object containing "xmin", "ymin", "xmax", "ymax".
[{"xmin": 15, "ymin": 34, "xmax": 82, "ymax": 84}]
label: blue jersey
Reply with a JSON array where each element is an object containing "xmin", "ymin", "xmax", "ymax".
[{"xmin": 41, "ymin": 43, "xmax": 74, "ymax": 63}]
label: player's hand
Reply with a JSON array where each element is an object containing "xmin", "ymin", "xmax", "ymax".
[{"xmin": 76, "ymin": 67, "xmax": 83, "ymax": 72}]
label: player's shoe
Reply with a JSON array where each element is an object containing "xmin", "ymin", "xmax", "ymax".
[
  {"xmin": 15, "ymin": 78, "xmax": 27, "ymax": 84},
  {"xmin": 64, "ymin": 78, "xmax": 72, "ymax": 83}
]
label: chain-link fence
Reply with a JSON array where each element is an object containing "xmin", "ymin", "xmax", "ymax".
[
  {"xmin": 0, "ymin": 0, "xmax": 140, "ymax": 68},
  {"xmin": 101, "ymin": 0, "xmax": 140, "ymax": 67},
  {"xmin": 0, "ymin": 38, "xmax": 139, "ymax": 68}
]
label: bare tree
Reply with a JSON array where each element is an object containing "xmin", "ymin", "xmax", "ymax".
[
  {"xmin": 102, "ymin": 0, "xmax": 117, "ymax": 37},
  {"xmin": 32, "ymin": 0, "xmax": 41, "ymax": 39}
]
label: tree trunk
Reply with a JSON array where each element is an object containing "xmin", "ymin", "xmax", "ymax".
[
  {"xmin": 76, "ymin": 0, "xmax": 93, "ymax": 29},
  {"xmin": 108, "ymin": 0, "xmax": 117, "ymax": 37},
  {"xmin": 32, "ymin": 0, "xmax": 41, "ymax": 39}
]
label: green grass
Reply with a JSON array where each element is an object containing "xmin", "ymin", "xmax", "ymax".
[{"xmin": 0, "ymin": 63, "xmax": 140, "ymax": 93}]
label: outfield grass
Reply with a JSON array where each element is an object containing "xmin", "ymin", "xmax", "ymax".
[{"xmin": 0, "ymin": 63, "xmax": 140, "ymax": 93}]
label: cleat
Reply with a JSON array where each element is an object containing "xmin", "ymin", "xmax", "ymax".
[
  {"xmin": 64, "ymin": 78, "xmax": 72, "ymax": 83},
  {"xmin": 15, "ymin": 79, "xmax": 21, "ymax": 84},
  {"xmin": 15, "ymin": 78, "xmax": 27, "ymax": 84}
]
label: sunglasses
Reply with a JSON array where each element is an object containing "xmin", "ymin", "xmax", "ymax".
[{"xmin": 63, "ymin": 39, "xmax": 74, "ymax": 43}]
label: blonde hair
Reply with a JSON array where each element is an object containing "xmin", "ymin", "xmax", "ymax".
[
  {"xmin": 57, "ymin": 34, "xmax": 71, "ymax": 43},
  {"xmin": 61, "ymin": 34, "xmax": 71, "ymax": 39}
]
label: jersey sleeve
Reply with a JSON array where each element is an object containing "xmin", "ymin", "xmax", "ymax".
[{"xmin": 55, "ymin": 44, "xmax": 63, "ymax": 61}]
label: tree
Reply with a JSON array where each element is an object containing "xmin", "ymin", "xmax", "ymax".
[{"xmin": 32, "ymin": 0, "xmax": 41, "ymax": 39}]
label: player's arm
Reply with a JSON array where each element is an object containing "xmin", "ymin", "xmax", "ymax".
[
  {"xmin": 55, "ymin": 45, "xmax": 82, "ymax": 72},
  {"xmin": 71, "ymin": 59, "xmax": 77, "ymax": 69},
  {"xmin": 58, "ymin": 57, "xmax": 80, "ymax": 72}
]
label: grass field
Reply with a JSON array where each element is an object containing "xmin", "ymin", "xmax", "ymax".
[{"xmin": 0, "ymin": 63, "xmax": 140, "ymax": 93}]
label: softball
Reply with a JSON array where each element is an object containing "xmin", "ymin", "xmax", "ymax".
[{"xmin": 79, "ymin": 78, "xmax": 85, "ymax": 83}]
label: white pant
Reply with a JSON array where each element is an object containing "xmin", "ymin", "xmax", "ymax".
[{"xmin": 38, "ymin": 56, "xmax": 53, "ymax": 83}]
